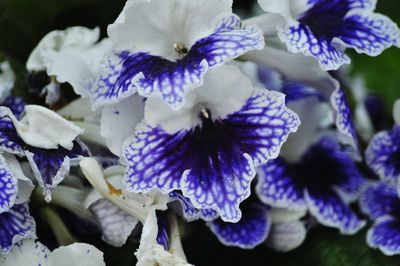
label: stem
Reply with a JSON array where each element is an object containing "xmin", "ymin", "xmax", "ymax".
[
  {"xmin": 73, "ymin": 121, "xmax": 106, "ymax": 147},
  {"xmin": 41, "ymin": 208, "xmax": 77, "ymax": 246},
  {"xmin": 167, "ymin": 214, "xmax": 188, "ymax": 261},
  {"xmin": 51, "ymin": 185, "xmax": 94, "ymax": 221}
]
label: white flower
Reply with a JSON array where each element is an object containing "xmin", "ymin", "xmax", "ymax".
[
  {"xmin": 0, "ymin": 105, "xmax": 84, "ymax": 150},
  {"xmin": 0, "ymin": 239, "xmax": 105, "ymax": 266},
  {"xmin": 27, "ymin": 26, "xmax": 111, "ymax": 98},
  {"xmin": 0, "ymin": 61, "xmax": 15, "ymax": 102}
]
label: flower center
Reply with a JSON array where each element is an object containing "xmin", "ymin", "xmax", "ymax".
[{"xmin": 174, "ymin": 42, "xmax": 189, "ymax": 59}]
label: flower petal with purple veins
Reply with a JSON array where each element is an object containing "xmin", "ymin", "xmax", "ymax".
[
  {"xmin": 275, "ymin": 0, "xmax": 400, "ymax": 70},
  {"xmin": 0, "ymin": 155, "xmax": 17, "ymax": 214},
  {"xmin": 278, "ymin": 22, "xmax": 350, "ymax": 71},
  {"xmin": 0, "ymin": 203, "xmax": 36, "ymax": 254},
  {"xmin": 26, "ymin": 141, "xmax": 89, "ymax": 202},
  {"xmin": 256, "ymin": 158, "xmax": 307, "ymax": 211},
  {"xmin": 360, "ymin": 182, "xmax": 400, "ymax": 220},
  {"xmin": 367, "ymin": 217, "xmax": 400, "ymax": 256},
  {"xmin": 169, "ymin": 192, "xmax": 218, "ymax": 222},
  {"xmin": 156, "ymin": 212, "xmax": 169, "ymax": 251},
  {"xmin": 92, "ymin": 15, "xmax": 264, "ymax": 110},
  {"xmin": 305, "ymin": 189, "xmax": 365, "ymax": 234},
  {"xmin": 90, "ymin": 199, "xmax": 139, "ymax": 247},
  {"xmin": 338, "ymin": 13, "xmax": 400, "ymax": 56},
  {"xmin": 123, "ymin": 89, "xmax": 299, "ymax": 222},
  {"xmin": 366, "ymin": 125, "xmax": 400, "ymax": 181},
  {"xmin": 0, "ymin": 117, "xmax": 24, "ymax": 155},
  {"xmin": 331, "ymin": 87, "xmax": 359, "ymax": 159},
  {"xmin": 208, "ymin": 204, "xmax": 270, "ymax": 249}
]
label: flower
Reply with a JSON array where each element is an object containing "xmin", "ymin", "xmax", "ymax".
[
  {"xmin": 81, "ymin": 160, "xmax": 168, "ymax": 247},
  {"xmin": 122, "ymin": 65, "xmax": 300, "ymax": 222},
  {"xmin": 257, "ymin": 135, "xmax": 366, "ymax": 234},
  {"xmin": 257, "ymin": 0, "xmax": 400, "ymax": 70},
  {"xmin": 0, "ymin": 154, "xmax": 35, "ymax": 254},
  {"xmin": 360, "ymin": 181, "xmax": 400, "ymax": 255},
  {"xmin": 0, "ymin": 239, "xmax": 106, "ymax": 266},
  {"xmin": 91, "ymin": 0, "xmax": 264, "ymax": 110},
  {"xmin": 0, "ymin": 61, "xmax": 15, "ymax": 103},
  {"xmin": 208, "ymin": 205, "xmax": 307, "ymax": 251},
  {"xmin": 26, "ymin": 26, "xmax": 111, "ymax": 102},
  {"xmin": 366, "ymin": 99, "xmax": 400, "ymax": 181},
  {"xmin": 0, "ymin": 105, "xmax": 89, "ymax": 201}
]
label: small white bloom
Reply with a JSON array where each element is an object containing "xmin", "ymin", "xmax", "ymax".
[
  {"xmin": 0, "ymin": 239, "xmax": 105, "ymax": 266},
  {"xmin": 0, "ymin": 105, "xmax": 84, "ymax": 150}
]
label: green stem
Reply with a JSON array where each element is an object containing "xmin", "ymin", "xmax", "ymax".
[{"xmin": 41, "ymin": 208, "xmax": 77, "ymax": 246}]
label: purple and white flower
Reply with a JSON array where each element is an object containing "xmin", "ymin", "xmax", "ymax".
[
  {"xmin": 257, "ymin": 135, "xmax": 366, "ymax": 234},
  {"xmin": 257, "ymin": 0, "xmax": 400, "ymax": 70},
  {"xmin": 0, "ymin": 105, "xmax": 89, "ymax": 201},
  {"xmin": 366, "ymin": 99, "xmax": 400, "ymax": 181},
  {"xmin": 91, "ymin": 0, "xmax": 265, "ymax": 110},
  {"xmin": 122, "ymin": 65, "xmax": 300, "ymax": 222},
  {"xmin": 360, "ymin": 181, "xmax": 400, "ymax": 255}
]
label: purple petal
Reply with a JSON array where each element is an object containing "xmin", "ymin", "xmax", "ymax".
[
  {"xmin": 92, "ymin": 15, "xmax": 264, "ymax": 110},
  {"xmin": 366, "ymin": 126, "xmax": 400, "ymax": 180},
  {"xmin": 360, "ymin": 182, "xmax": 400, "ymax": 220},
  {"xmin": 338, "ymin": 13, "xmax": 400, "ymax": 56},
  {"xmin": 367, "ymin": 217, "xmax": 400, "ymax": 256},
  {"xmin": 90, "ymin": 199, "xmax": 138, "ymax": 247},
  {"xmin": 156, "ymin": 212, "xmax": 169, "ymax": 251},
  {"xmin": 305, "ymin": 189, "xmax": 365, "ymax": 234},
  {"xmin": 0, "ymin": 155, "xmax": 17, "ymax": 214},
  {"xmin": 26, "ymin": 141, "xmax": 89, "ymax": 201},
  {"xmin": 0, "ymin": 117, "xmax": 24, "ymax": 155},
  {"xmin": 123, "ymin": 90, "xmax": 299, "ymax": 222},
  {"xmin": 331, "ymin": 87, "xmax": 359, "ymax": 158},
  {"xmin": 256, "ymin": 158, "xmax": 306, "ymax": 211},
  {"xmin": 281, "ymin": 81, "xmax": 325, "ymax": 103},
  {"xmin": 2, "ymin": 96, "xmax": 25, "ymax": 119},
  {"xmin": 279, "ymin": 22, "xmax": 350, "ymax": 71},
  {"xmin": 208, "ymin": 204, "xmax": 270, "ymax": 249},
  {"xmin": 0, "ymin": 203, "xmax": 36, "ymax": 254},
  {"xmin": 169, "ymin": 192, "xmax": 219, "ymax": 222}
]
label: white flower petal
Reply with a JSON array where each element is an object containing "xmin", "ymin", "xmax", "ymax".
[
  {"xmin": 101, "ymin": 95, "xmax": 144, "ymax": 156},
  {"xmin": 48, "ymin": 243, "xmax": 105, "ymax": 266},
  {"xmin": 0, "ymin": 239, "xmax": 50, "ymax": 266},
  {"xmin": 109, "ymin": 0, "xmax": 232, "ymax": 60},
  {"xmin": 267, "ymin": 220, "xmax": 307, "ymax": 252},
  {"xmin": 1, "ymin": 105, "xmax": 84, "ymax": 150},
  {"xmin": 145, "ymin": 65, "xmax": 253, "ymax": 133},
  {"xmin": 0, "ymin": 61, "xmax": 15, "ymax": 102}
]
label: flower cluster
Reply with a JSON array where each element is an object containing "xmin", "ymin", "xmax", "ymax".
[{"xmin": 0, "ymin": 0, "xmax": 400, "ymax": 264}]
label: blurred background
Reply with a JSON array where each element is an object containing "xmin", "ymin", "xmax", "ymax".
[{"xmin": 0, "ymin": 0, "xmax": 399, "ymax": 265}]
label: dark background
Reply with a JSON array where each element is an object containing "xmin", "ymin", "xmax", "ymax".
[{"xmin": 1, "ymin": 0, "xmax": 400, "ymax": 265}]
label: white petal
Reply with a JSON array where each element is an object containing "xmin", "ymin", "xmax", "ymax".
[
  {"xmin": 101, "ymin": 95, "xmax": 144, "ymax": 156},
  {"xmin": 280, "ymin": 98, "xmax": 334, "ymax": 162},
  {"xmin": 269, "ymin": 208, "xmax": 307, "ymax": 224},
  {"xmin": 0, "ymin": 239, "xmax": 50, "ymax": 266},
  {"xmin": 0, "ymin": 61, "xmax": 15, "ymax": 102},
  {"xmin": 242, "ymin": 47, "xmax": 340, "ymax": 99},
  {"xmin": 2, "ymin": 105, "xmax": 84, "ymax": 150},
  {"xmin": 57, "ymin": 98, "xmax": 100, "ymax": 123},
  {"xmin": 3, "ymin": 154, "xmax": 34, "ymax": 204},
  {"xmin": 48, "ymin": 243, "xmax": 105, "ymax": 266},
  {"xmin": 27, "ymin": 27, "xmax": 100, "ymax": 72},
  {"xmin": 45, "ymin": 39, "xmax": 111, "ymax": 97},
  {"xmin": 257, "ymin": 0, "xmax": 310, "ymax": 19},
  {"xmin": 145, "ymin": 65, "xmax": 253, "ymax": 133},
  {"xmin": 267, "ymin": 220, "xmax": 307, "ymax": 252},
  {"xmin": 108, "ymin": 0, "xmax": 232, "ymax": 60},
  {"xmin": 393, "ymin": 99, "xmax": 400, "ymax": 125}
]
